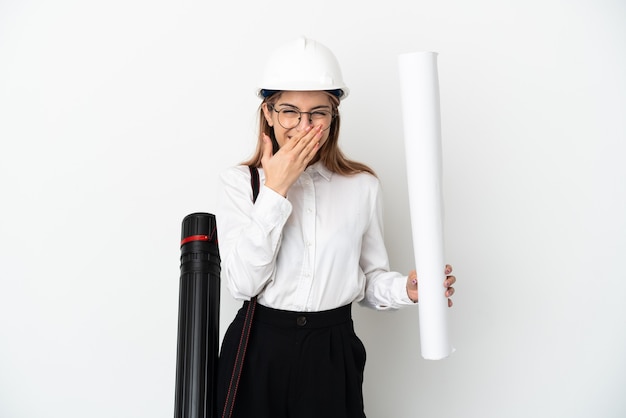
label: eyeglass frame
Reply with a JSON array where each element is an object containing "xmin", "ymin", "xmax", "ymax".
[{"xmin": 267, "ymin": 104, "xmax": 336, "ymax": 131}]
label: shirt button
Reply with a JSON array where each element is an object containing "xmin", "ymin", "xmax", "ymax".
[{"xmin": 297, "ymin": 316, "xmax": 307, "ymax": 326}]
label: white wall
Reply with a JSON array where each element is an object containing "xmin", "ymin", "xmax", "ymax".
[{"xmin": 1, "ymin": 1, "xmax": 624, "ymax": 417}]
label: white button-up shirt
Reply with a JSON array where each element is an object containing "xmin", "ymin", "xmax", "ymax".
[{"xmin": 216, "ymin": 162, "xmax": 414, "ymax": 312}]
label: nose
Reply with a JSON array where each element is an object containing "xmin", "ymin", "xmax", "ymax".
[{"xmin": 296, "ymin": 113, "xmax": 313, "ymax": 130}]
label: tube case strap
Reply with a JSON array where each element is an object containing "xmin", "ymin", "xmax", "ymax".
[{"xmin": 221, "ymin": 166, "xmax": 260, "ymax": 418}]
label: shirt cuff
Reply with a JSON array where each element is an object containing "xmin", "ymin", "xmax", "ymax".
[
  {"xmin": 252, "ymin": 185, "xmax": 292, "ymax": 231},
  {"xmin": 394, "ymin": 275, "xmax": 418, "ymax": 306}
]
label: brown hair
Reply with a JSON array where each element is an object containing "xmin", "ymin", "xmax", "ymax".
[{"xmin": 241, "ymin": 92, "xmax": 376, "ymax": 177}]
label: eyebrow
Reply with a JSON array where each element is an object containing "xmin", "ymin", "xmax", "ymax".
[{"xmin": 276, "ymin": 102, "xmax": 332, "ymax": 111}]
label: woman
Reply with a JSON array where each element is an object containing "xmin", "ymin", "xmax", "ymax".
[{"xmin": 216, "ymin": 37, "xmax": 456, "ymax": 418}]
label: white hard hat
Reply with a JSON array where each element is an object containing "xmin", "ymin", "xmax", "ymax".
[{"xmin": 257, "ymin": 37, "xmax": 349, "ymax": 100}]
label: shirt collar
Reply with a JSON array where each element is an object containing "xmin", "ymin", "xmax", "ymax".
[{"xmin": 306, "ymin": 161, "xmax": 333, "ymax": 181}]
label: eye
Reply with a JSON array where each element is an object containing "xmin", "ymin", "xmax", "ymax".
[
  {"xmin": 281, "ymin": 109, "xmax": 299, "ymax": 117},
  {"xmin": 311, "ymin": 111, "xmax": 330, "ymax": 119}
]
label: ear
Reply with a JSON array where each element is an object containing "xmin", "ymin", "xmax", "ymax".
[{"xmin": 262, "ymin": 103, "xmax": 274, "ymax": 127}]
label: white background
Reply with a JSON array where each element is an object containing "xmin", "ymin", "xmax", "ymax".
[{"xmin": 1, "ymin": 1, "xmax": 625, "ymax": 417}]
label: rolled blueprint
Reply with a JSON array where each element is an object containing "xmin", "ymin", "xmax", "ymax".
[{"xmin": 398, "ymin": 52, "xmax": 454, "ymax": 360}]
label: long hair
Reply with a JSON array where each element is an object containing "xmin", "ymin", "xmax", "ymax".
[{"xmin": 241, "ymin": 92, "xmax": 376, "ymax": 177}]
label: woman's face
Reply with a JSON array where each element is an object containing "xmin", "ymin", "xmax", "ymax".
[{"xmin": 262, "ymin": 91, "xmax": 335, "ymax": 149}]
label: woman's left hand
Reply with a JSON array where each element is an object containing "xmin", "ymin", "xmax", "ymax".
[{"xmin": 406, "ymin": 264, "xmax": 456, "ymax": 307}]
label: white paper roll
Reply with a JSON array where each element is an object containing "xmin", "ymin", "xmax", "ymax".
[{"xmin": 398, "ymin": 51, "xmax": 454, "ymax": 360}]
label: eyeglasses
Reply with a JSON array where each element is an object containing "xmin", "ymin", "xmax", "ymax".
[{"xmin": 269, "ymin": 105, "xmax": 335, "ymax": 130}]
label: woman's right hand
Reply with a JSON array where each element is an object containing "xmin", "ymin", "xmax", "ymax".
[{"xmin": 261, "ymin": 125, "xmax": 323, "ymax": 196}]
